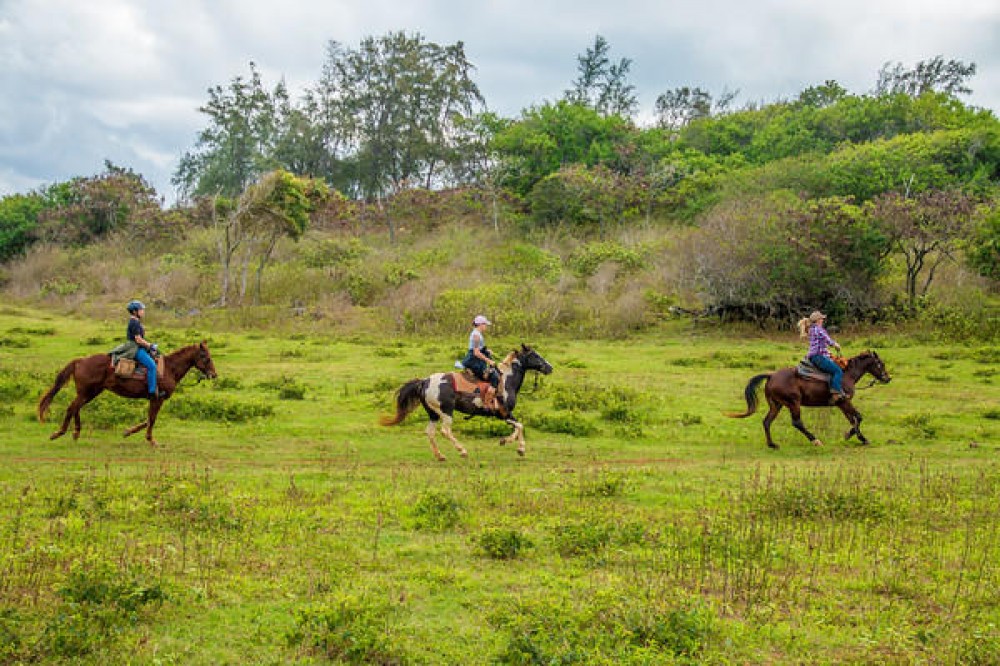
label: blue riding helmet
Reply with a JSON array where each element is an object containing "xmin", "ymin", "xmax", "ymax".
[{"xmin": 127, "ymin": 300, "xmax": 145, "ymax": 313}]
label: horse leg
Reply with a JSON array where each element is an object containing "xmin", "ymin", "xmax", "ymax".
[
  {"xmin": 839, "ymin": 402, "xmax": 868, "ymax": 445},
  {"xmin": 70, "ymin": 388, "xmax": 101, "ymax": 440},
  {"xmin": 788, "ymin": 403, "xmax": 823, "ymax": 446},
  {"xmin": 513, "ymin": 420, "xmax": 526, "ymax": 457},
  {"xmin": 499, "ymin": 418, "xmax": 517, "ymax": 447},
  {"xmin": 51, "ymin": 392, "xmax": 88, "ymax": 441},
  {"xmin": 438, "ymin": 414, "xmax": 468, "ymax": 458},
  {"xmin": 144, "ymin": 399, "xmax": 164, "ymax": 447},
  {"xmin": 762, "ymin": 398, "xmax": 782, "ymax": 449},
  {"xmin": 425, "ymin": 420, "xmax": 446, "ymax": 461},
  {"xmin": 123, "ymin": 420, "xmax": 149, "ymax": 438}
]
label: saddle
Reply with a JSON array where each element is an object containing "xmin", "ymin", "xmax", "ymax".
[
  {"xmin": 796, "ymin": 357, "xmax": 852, "ymax": 401},
  {"xmin": 113, "ymin": 356, "xmax": 165, "ymax": 380},
  {"xmin": 447, "ymin": 370, "xmax": 505, "ymax": 415}
]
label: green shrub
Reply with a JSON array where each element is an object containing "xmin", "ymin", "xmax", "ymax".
[
  {"xmin": 409, "ymin": 490, "xmax": 462, "ymax": 530},
  {"xmin": 551, "ymin": 522, "xmax": 615, "ymax": 557},
  {"xmin": 287, "ymin": 595, "xmax": 403, "ymax": 664},
  {"xmin": 0, "ymin": 608, "xmax": 23, "ymax": 662},
  {"xmin": 531, "ymin": 411, "xmax": 598, "ymax": 437},
  {"xmin": 301, "ymin": 237, "xmax": 370, "ymax": 268},
  {"xmin": 761, "ymin": 486, "xmax": 891, "ymax": 521},
  {"xmin": 168, "ymin": 395, "xmax": 274, "ymax": 422},
  {"xmin": 59, "ymin": 561, "xmax": 166, "ymax": 613},
  {"xmin": 567, "ymin": 241, "xmax": 646, "ymax": 278},
  {"xmin": 901, "ymin": 411, "xmax": 938, "ymax": 438},
  {"xmin": 575, "ymin": 470, "xmax": 630, "ymax": 498},
  {"xmin": 478, "ymin": 528, "xmax": 532, "ymax": 560}
]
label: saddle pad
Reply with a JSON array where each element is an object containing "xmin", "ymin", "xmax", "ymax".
[{"xmin": 796, "ymin": 360, "xmax": 829, "ymax": 383}]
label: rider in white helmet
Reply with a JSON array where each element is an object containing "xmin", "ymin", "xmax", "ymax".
[{"xmin": 462, "ymin": 314, "xmax": 501, "ymax": 389}]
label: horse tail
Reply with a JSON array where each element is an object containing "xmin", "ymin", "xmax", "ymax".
[
  {"xmin": 380, "ymin": 379, "xmax": 425, "ymax": 426},
  {"xmin": 38, "ymin": 361, "xmax": 75, "ymax": 423},
  {"xmin": 726, "ymin": 373, "xmax": 771, "ymax": 418}
]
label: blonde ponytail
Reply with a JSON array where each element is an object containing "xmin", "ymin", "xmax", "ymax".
[{"xmin": 797, "ymin": 318, "xmax": 811, "ymax": 338}]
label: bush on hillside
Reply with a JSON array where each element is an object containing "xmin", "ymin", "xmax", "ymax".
[{"xmin": 682, "ymin": 194, "xmax": 888, "ymax": 319}]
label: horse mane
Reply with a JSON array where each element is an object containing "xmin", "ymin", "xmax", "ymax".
[{"xmin": 498, "ymin": 351, "xmax": 517, "ymax": 370}]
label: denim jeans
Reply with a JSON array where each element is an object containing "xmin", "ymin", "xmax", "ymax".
[
  {"xmin": 809, "ymin": 354, "xmax": 843, "ymax": 393},
  {"xmin": 135, "ymin": 348, "xmax": 158, "ymax": 395}
]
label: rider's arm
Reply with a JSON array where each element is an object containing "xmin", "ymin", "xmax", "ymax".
[
  {"xmin": 134, "ymin": 334, "xmax": 153, "ymax": 350},
  {"xmin": 473, "ymin": 346, "xmax": 494, "ymax": 365}
]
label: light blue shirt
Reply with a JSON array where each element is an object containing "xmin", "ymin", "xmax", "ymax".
[{"xmin": 468, "ymin": 329, "xmax": 485, "ymax": 351}]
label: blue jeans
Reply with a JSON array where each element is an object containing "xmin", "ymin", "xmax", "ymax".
[
  {"xmin": 135, "ymin": 348, "xmax": 158, "ymax": 395},
  {"xmin": 809, "ymin": 354, "xmax": 843, "ymax": 393}
]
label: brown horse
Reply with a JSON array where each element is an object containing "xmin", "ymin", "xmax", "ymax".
[
  {"xmin": 728, "ymin": 351, "xmax": 891, "ymax": 448},
  {"xmin": 381, "ymin": 345, "xmax": 553, "ymax": 460},
  {"xmin": 38, "ymin": 342, "xmax": 218, "ymax": 446}
]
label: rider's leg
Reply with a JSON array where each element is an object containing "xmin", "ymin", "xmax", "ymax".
[{"xmin": 135, "ymin": 348, "xmax": 158, "ymax": 396}]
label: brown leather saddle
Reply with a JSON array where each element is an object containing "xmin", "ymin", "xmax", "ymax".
[{"xmin": 447, "ymin": 370, "xmax": 505, "ymax": 414}]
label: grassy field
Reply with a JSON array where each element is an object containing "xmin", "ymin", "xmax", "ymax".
[{"xmin": 1, "ymin": 305, "xmax": 998, "ymax": 664}]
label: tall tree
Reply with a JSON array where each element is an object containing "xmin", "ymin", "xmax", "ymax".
[
  {"xmin": 174, "ymin": 63, "xmax": 284, "ymax": 199},
  {"xmin": 875, "ymin": 56, "xmax": 977, "ymax": 98},
  {"xmin": 566, "ymin": 35, "xmax": 638, "ymax": 117},
  {"xmin": 654, "ymin": 87, "xmax": 713, "ymax": 131},
  {"xmin": 212, "ymin": 170, "xmax": 327, "ymax": 306},
  {"xmin": 317, "ymin": 32, "xmax": 484, "ymax": 239},
  {"xmin": 869, "ymin": 189, "xmax": 977, "ymax": 305}
]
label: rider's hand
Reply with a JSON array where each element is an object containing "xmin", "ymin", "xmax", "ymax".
[{"xmin": 150, "ymin": 343, "xmax": 158, "ymax": 354}]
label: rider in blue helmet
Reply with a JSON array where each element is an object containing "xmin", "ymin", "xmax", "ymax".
[{"xmin": 126, "ymin": 300, "xmax": 162, "ymax": 399}]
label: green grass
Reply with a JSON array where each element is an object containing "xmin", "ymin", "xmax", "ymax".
[{"xmin": 1, "ymin": 306, "xmax": 998, "ymax": 663}]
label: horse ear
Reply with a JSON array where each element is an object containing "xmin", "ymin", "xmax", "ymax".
[{"xmin": 200, "ymin": 340, "xmax": 208, "ymax": 349}]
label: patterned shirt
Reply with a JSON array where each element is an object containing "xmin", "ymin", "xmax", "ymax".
[{"xmin": 807, "ymin": 324, "xmax": 837, "ymax": 358}]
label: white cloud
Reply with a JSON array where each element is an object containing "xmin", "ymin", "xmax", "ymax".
[{"xmin": 1, "ymin": 0, "xmax": 997, "ymax": 203}]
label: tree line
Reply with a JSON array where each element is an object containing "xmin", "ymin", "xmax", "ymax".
[{"xmin": 1, "ymin": 33, "xmax": 997, "ymax": 320}]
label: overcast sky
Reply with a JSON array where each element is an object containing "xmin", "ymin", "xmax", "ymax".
[{"xmin": 2, "ymin": 0, "xmax": 998, "ymax": 204}]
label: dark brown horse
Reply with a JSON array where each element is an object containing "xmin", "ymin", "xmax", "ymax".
[
  {"xmin": 38, "ymin": 342, "xmax": 218, "ymax": 446},
  {"xmin": 381, "ymin": 345, "xmax": 553, "ymax": 461},
  {"xmin": 729, "ymin": 351, "xmax": 891, "ymax": 448}
]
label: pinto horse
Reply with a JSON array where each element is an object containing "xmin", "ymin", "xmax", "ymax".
[
  {"xmin": 38, "ymin": 342, "xmax": 218, "ymax": 447},
  {"xmin": 381, "ymin": 344, "xmax": 553, "ymax": 460},
  {"xmin": 728, "ymin": 351, "xmax": 891, "ymax": 448}
]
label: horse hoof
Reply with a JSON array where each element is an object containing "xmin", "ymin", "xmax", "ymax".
[
  {"xmin": 767, "ymin": 443, "xmax": 779, "ymax": 449},
  {"xmin": 148, "ymin": 439, "xmax": 158, "ymax": 448},
  {"xmin": 49, "ymin": 432, "xmax": 63, "ymax": 441},
  {"xmin": 72, "ymin": 431, "xmax": 80, "ymax": 441},
  {"xmin": 844, "ymin": 430, "xmax": 854, "ymax": 440},
  {"xmin": 459, "ymin": 450, "xmax": 468, "ymax": 458},
  {"xmin": 516, "ymin": 449, "xmax": 525, "ymax": 457},
  {"xmin": 498, "ymin": 439, "xmax": 507, "ymax": 447},
  {"xmin": 812, "ymin": 439, "xmax": 824, "ymax": 447}
]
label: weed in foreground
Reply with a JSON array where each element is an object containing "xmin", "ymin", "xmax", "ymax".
[
  {"xmin": 478, "ymin": 528, "xmax": 533, "ymax": 560},
  {"xmin": 287, "ymin": 594, "xmax": 405, "ymax": 664}
]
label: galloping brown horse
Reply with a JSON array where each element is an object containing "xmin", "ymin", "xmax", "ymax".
[
  {"xmin": 729, "ymin": 351, "xmax": 891, "ymax": 448},
  {"xmin": 38, "ymin": 342, "xmax": 218, "ymax": 446}
]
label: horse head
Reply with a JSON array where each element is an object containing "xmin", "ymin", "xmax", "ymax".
[
  {"xmin": 857, "ymin": 350, "xmax": 891, "ymax": 384},
  {"xmin": 517, "ymin": 344, "xmax": 553, "ymax": 375},
  {"xmin": 194, "ymin": 341, "xmax": 218, "ymax": 380}
]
